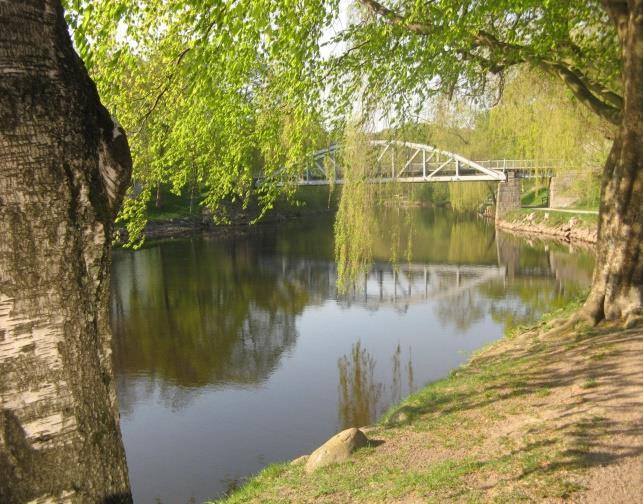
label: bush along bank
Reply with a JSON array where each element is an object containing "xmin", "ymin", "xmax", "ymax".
[
  {"xmin": 496, "ymin": 208, "xmax": 598, "ymax": 245},
  {"xmin": 214, "ymin": 299, "xmax": 642, "ymax": 503},
  {"xmin": 116, "ymin": 185, "xmax": 340, "ymax": 243}
]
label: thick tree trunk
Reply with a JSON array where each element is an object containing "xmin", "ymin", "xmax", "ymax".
[
  {"xmin": 0, "ymin": 1, "xmax": 132, "ymax": 502},
  {"xmin": 585, "ymin": 1, "xmax": 643, "ymax": 323}
]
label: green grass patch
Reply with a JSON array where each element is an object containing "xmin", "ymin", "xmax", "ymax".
[
  {"xmin": 504, "ymin": 208, "xmax": 597, "ymax": 227},
  {"xmin": 521, "ymin": 186, "xmax": 549, "ymax": 207}
]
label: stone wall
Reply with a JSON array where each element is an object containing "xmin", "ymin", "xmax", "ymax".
[{"xmin": 495, "ymin": 172, "xmax": 521, "ymax": 221}]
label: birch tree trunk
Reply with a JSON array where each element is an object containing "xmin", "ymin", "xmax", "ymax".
[
  {"xmin": 585, "ymin": 0, "xmax": 642, "ymax": 323},
  {"xmin": 0, "ymin": 1, "xmax": 132, "ymax": 502}
]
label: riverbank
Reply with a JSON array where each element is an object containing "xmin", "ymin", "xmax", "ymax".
[
  {"xmin": 216, "ymin": 303, "xmax": 642, "ymax": 503},
  {"xmin": 120, "ymin": 185, "xmax": 339, "ymax": 242},
  {"xmin": 137, "ymin": 211, "xmax": 335, "ymax": 241},
  {"xmin": 496, "ymin": 208, "xmax": 598, "ymax": 245}
]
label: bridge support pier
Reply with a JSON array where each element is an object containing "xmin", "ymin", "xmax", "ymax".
[{"xmin": 495, "ymin": 172, "xmax": 521, "ymax": 221}]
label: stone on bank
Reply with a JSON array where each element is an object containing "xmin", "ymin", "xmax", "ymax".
[{"xmin": 303, "ymin": 427, "xmax": 369, "ymax": 473}]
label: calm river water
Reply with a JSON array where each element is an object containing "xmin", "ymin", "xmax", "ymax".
[{"xmin": 110, "ymin": 209, "xmax": 594, "ymax": 503}]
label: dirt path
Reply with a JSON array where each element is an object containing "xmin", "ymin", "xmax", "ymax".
[
  {"xmin": 530, "ymin": 208, "xmax": 599, "ymax": 215},
  {"xmin": 471, "ymin": 321, "xmax": 643, "ymax": 503}
]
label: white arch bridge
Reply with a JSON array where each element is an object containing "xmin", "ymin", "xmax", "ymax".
[{"xmin": 295, "ymin": 140, "xmax": 562, "ymax": 185}]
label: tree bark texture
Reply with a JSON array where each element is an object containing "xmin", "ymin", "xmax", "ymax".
[
  {"xmin": 585, "ymin": 0, "xmax": 643, "ymax": 322},
  {"xmin": 0, "ymin": 1, "xmax": 132, "ymax": 502}
]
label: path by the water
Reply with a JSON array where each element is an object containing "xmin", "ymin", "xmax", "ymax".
[{"xmin": 529, "ymin": 207, "xmax": 599, "ymax": 215}]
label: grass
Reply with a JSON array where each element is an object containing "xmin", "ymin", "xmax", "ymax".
[
  {"xmin": 210, "ymin": 297, "xmax": 631, "ymax": 503},
  {"xmin": 504, "ymin": 207, "xmax": 598, "ymax": 227},
  {"xmin": 147, "ymin": 189, "xmax": 203, "ymax": 221},
  {"xmin": 520, "ymin": 185, "xmax": 549, "ymax": 207}
]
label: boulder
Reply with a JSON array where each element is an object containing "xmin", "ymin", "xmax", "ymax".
[{"xmin": 304, "ymin": 428, "xmax": 368, "ymax": 473}]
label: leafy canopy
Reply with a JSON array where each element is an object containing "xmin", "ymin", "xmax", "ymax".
[{"xmin": 65, "ymin": 0, "xmax": 619, "ymax": 243}]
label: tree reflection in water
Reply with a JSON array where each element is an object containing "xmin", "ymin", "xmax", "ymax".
[
  {"xmin": 338, "ymin": 341, "xmax": 383, "ymax": 429},
  {"xmin": 111, "ymin": 238, "xmax": 313, "ymax": 411},
  {"xmin": 337, "ymin": 342, "xmax": 416, "ymax": 429}
]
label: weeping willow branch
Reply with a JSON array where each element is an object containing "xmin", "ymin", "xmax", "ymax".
[{"xmin": 358, "ymin": 0, "xmax": 623, "ymax": 125}]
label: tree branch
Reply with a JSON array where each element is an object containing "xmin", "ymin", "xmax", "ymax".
[
  {"xmin": 538, "ymin": 61, "xmax": 622, "ymax": 124},
  {"xmin": 134, "ymin": 7, "xmax": 226, "ymax": 133},
  {"xmin": 358, "ymin": 0, "xmax": 431, "ymax": 34},
  {"xmin": 474, "ymin": 31, "xmax": 622, "ymax": 124},
  {"xmin": 358, "ymin": 0, "xmax": 623, "ymax": 125},
  {"xmin": 323, "ymin": 38, "xmax": 371, "ymax": 80},
  {"xmin": 135, "ymin": 47, "xmax": 190, "ymax": 133}
]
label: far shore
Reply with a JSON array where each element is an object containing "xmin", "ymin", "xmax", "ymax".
[{"xmin": 496, "ymin": 207, "xmax": 598, "ymax": 246}]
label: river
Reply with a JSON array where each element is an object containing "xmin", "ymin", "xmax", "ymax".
[{"xmin": 110, "ymin": 209, "xmax": 594, "ymax": 503}]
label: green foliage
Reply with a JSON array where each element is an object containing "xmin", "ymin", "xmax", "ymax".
[
  {"xmin": 483, "ymin": 69, "xmax": 612, "ymax": 170},
  {"xmin": 448, "ymin": 181, "xmax": 494, "ymax": 213},
  {"xmin": 333, "ymin": 128, "xmax": 379, "ymax": 293},
  {"xmin": 64, "ymin": 0, "xmax": 619, "ymax": 245},
  {"xmin": 65, "ymin": 0, "xmax": 339, "ymax": 244}
]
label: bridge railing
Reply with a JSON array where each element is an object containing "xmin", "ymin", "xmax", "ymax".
[{"xmin": 476, "ymin": 159, "xmax": 566, "ymax": 171}]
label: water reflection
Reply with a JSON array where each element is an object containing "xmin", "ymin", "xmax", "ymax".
[
  {"xmin": 338, "ymin": 341, "xmax": 383, "ymax": 428},
  {"xmin": 111, "ymin": 210, "xmax": 595, "ymax": 503},
  {"xmin": 111, "ymin": 240, "xmax": 306, "ymax": 393},
  {"xmin": 337, "ymin": 342, "xmax": 417, "ymax": 429},
  {"xmin": 112, "ymin": 236, "xmax": 590, "ymax": 396}
]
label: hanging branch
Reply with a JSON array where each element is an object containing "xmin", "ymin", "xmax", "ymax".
[{"xmin": 357, "ymin": 0, "xmax": 623, "ymax": 125}]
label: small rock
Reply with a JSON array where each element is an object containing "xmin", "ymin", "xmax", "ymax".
[
  {"xmin": 290, "ymin": 455, "xmax": 308, "ymax": 466},
  {"xmin": 304, "ymin": 428, "xmax": 368, "ymax": 473},
  {"xmin": 390, "ymin": 411, "xmax": 409, "ymax": 424},
  {"xmin": 385, "ymin": 405, "xmax": 415, "ymax": 426}
]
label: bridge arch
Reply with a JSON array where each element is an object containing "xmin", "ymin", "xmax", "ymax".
[{"xmin": 295, "ymin": 140, "xmax": 560, "ymax": 186}]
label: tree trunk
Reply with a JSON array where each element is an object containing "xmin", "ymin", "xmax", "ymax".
[
  {"xmin": 0, "ymin": 1, "xmax": 132, "ymax": 502},
  {"xmin": 585, "ymin": 1, "xmax": 642, "ymax": 323}
]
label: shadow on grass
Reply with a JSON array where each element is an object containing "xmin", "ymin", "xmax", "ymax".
[{"xmin": 382, "ymin": 321, "xmax": 642, "ymax": 496}]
